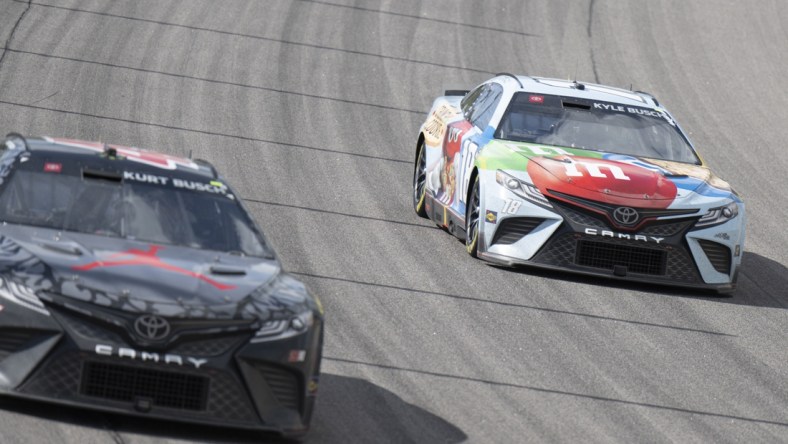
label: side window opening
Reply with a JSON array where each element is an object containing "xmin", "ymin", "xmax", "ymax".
[
  {"xmin": 470, "ymin": 84, "xmax": 503, "ymax": 130},
  {"xmin": 460, "ymin": 86, "xmax": 484, "ymax": 119}
]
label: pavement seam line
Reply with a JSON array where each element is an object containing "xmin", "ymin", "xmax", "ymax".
[
  {"xmin": 12, "ymin": 0, "xmax": 496, "ymax": 75},
  {"xmin": 325, "ymin": 356, "xmax": 788, "ymax": 428}
]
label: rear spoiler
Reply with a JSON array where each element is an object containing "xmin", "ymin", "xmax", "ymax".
[{"xmin": 444, "ymin": 90, "xmax": 469, "ymax": 97}]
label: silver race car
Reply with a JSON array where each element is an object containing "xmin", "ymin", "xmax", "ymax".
[{"xmin": 413, "ymin": 74, "xmax": 745, "ymax": 292}]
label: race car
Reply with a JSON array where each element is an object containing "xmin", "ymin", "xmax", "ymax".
[
  {"xmin": 0, "ymin": 134, "xmax": 323, "ymax": 439},
  {"xmin": 413, "ymin": 74, "xmax": 745, "ymax": 292}
]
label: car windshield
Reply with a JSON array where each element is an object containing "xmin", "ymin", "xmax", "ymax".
[
  {"xmin": 495, "ymin": 93, "xmax": 700, "ymax": 164},
  {"xmin": 0, "ymin": 164, "xmax": 271, "ymax": 257}
]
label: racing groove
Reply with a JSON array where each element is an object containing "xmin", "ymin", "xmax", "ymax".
[{"xmin": 0, "ymin": 0, "xmax": 787, "ymax": 442}]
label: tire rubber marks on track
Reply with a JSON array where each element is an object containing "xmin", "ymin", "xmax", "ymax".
[
  {"xmin": 6, "ymin": 49, "xmax": 423, "ymax": 116},
  {"xmin": 0, "ymin": 100, "xmax": 410, "ymax": 164},
  {"xmin": 243, "ymin": 198, "xmax": 432, "ymax": 229},
  {"xmin": 13, "ymin": 0, "xmax": 495, "ymax": 75},
  {"xmin": 295, "ymin": 0, "xmax": 538, "ymax": 38},
  {"xmin": 292, "ymin": 272, "xmax": 734, "ymax": 337}
]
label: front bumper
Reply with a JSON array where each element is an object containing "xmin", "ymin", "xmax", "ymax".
[
  {"xmin": 0, "ymin": 298, "xmax": 323, "ymax": 438},
  {"xmin": 479, "ymin": 190, "xmax": 743, "ymax": 292}
]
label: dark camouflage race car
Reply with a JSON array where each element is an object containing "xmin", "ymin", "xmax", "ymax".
[{"xmin": 0, "ymin": 134, "xmax": 323, "ymax": 439}]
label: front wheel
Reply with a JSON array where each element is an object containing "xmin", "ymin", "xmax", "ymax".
[
  {"xmin": 413, "ymin": 141, "xmax": 428, "ymax": 218},
  {"xmin": 465, "ymin": 175, "xmax": 481, "ymax": 257}
]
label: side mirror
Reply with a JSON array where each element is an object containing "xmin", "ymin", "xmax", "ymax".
[{"xmin": 4, "ymin": 132, "xmax": 28, "ymax": 151}]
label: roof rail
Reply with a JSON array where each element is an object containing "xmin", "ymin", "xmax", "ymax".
[
  {"xmin": 495, "ymin": 72, "xmax": 524, "ymax": 88},
  {"xmin": 635, "ymin": 91, "xmax": 660, "ymax": 107},
  {"xmin": 4, "ymin": 132, "xmax": 29, "ymax": 151},
  {"xmin": 194, "ymin": 158, "xmax": 218, "ymax": 178}
]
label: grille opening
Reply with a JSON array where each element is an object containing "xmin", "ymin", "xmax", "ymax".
[
  {"xmin": 639, "ymin": 219, "xmax": 695, "ymax": 237},
  {"xmin": 170, "ymin": 334, "xmax": 246, "ymax": 357},
  {"xmin": 697, "ymin": 240, "xmax": 732, "ymax": 275},
  {"xmin": 576, "ymin": 240, "xmax": 667, "ymax": 275},
  {"xmin": 491, "ymin": 217, "xmax": 543, "ymax": 246},
  {"xmin": 256, "ymin": 363, "xmax": 301, "ymax": 411},
  {"xmin": 81, "ymin": 362, "xmax": 209, "ymax": 411}
]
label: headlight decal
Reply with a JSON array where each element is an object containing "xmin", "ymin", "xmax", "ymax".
[
  {"xmin": 695, "ymin": 202, "xmax": 739, "ymax": 228},
  {"xmin": 495, "ymin": 170, "xmax": 552, "ymax": 208},
  {"xmin": 250, "ymin": 311, "xmax": 313, "ymax": 343},
  {"xmin": 0, "ymin": 277, "xmax": 49, "ymax": 315}
]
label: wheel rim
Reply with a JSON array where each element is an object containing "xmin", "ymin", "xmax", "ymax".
[
  {"xmin": 413, "ymin": 146, "xmax": 426, "ymax": 204},
  {"xmin": 467, "ymin": 179, "xmax": 480, "ymax": 245}
]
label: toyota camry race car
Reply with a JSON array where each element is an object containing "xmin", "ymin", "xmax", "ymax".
[
  {"xmin": 0, "ymin": 134, "xmax": 323, "ymax": 439},
  {"xmin": 413, "ymin": 74, "xmax": 745, "ymax": 292}
]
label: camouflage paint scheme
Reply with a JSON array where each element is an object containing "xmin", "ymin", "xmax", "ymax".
[{"xmin": 0, "ymin": 136, "xmax": 323, "ymax": 437}]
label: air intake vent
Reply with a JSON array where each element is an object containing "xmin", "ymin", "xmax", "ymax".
[
  {"xmin": 577, "ymin": 241, "xmax": 666, "ymax": 275},
  {"xmin": 0, "ymin": 329, "xmax": 49, "ymax": 361},
  {"xmin": 491, "ymin": 217, "xmax": 543, "ymax": 246},
  {"xmin": 257, "ymin": 364, "xmax": 300, "ymax": 411},
  {"xmin": 697, "ymin": 240, "xmax": 731, "ymax": 275},
  {"xmin": 81, "ymin": 362, "xmax": 209, "ymax": 411}
]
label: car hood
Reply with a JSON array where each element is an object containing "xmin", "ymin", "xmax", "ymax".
[
  {"xmin": 501, "ymin": 141, "xmax": 732, "ymax": 206},
  {"xmin": 0, "ymin": 225, "xmax": 308, "ymax": 319}
]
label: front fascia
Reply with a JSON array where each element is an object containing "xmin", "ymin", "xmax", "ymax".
[{"xmin": 472, "ymin": 140, "xmax": 745, "ymax": 287}]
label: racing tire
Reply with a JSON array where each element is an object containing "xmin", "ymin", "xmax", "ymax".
[
  {"xmin": 466, "ymin": 174, "xmax": 481, "ymax": 257},
  {"xmin": 413, "ymin": 141, "xmax": 428, "ymax": 218}
]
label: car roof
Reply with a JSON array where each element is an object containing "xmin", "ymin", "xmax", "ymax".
[
  {"xmin": 493, "ymin": 74, "xmax": 661, "ymax": 109},
  {"xmin": 6, "ymin": 135, "xmax": 217, "ymax": 180}
]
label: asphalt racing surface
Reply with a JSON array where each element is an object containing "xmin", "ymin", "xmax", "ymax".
[{"xmin": 0, "ymin": 0, "xmax": 787, "ymax": 442}]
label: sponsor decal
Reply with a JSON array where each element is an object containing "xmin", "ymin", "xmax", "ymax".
[
  {"xmin": 502, "ymin": 199, "xmax": 522, "ymax": 214},
  {"xmin": 437, "ymin": 120, "xmax": 473, "ymax": 205},
  {"xmin": 288, "ymin": 350, "xmax": 307, "ymax": 363},
  {"xmin": 423, "ymin": 104, "xmax": 461, "ymax": 146},
  {"xmin": 562, "ymin": 157, "xmax": 632, "ymax": 181},
  {"xmin": 72, "ymin": 245, "xmax": 236, "ymax": 291},
  {"xmin": 584, "ymin": 228, "xmax": 664, "ymax": 244},
  {"xmin": 527, "ymin": 155, "xmax": 678, "ymax": 209},
  {"xmin": 95, "ymin": 344, "xmax": 208, "ymax": 369},
  {"xmin": 529, "ymin": 95, "xmax": 544, "ymax": 104},
  {"xmin": 506, "ymin": 143, "xmax": 576, "ymax": 158},
  {"xmin": 43, "ymin": 162, "xmax": 62, "ymax": 173},
  {"xmin": 485, "ymin": 210, "xmax": 497, "ymax": 224},
  {"xmin": 644, "ymin": 158, "xmax": 732, "ymax": 193},
  {"xmin": 308, "ymin": 378, "xmax": 319, "ymax": 394},
  {"xmin": 715, "ymin": 232, "xmax": 731, "ymax": 241}
]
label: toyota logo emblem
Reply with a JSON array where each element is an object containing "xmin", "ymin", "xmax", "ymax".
[
  {"xmin": 613, "ymin": 207, "xmax": 639, "ymax": 225},
  {"xmin": 133, "ymin": 315, "xmax": 170, "ymax": 341}
]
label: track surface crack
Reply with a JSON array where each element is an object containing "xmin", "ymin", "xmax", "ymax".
[{"xmin": 0, "ymin": 0, "xmax": 31, "ymax": 72}]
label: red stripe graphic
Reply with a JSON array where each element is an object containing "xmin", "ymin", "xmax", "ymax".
[{"xmin": 72, "ymin": 245, "xmax": 236, "ymax": 291}]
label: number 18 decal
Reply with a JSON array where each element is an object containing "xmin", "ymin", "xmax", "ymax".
[{"xmin": 502, "ymin": 199, "xmax": 522, "ymax": 214}]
